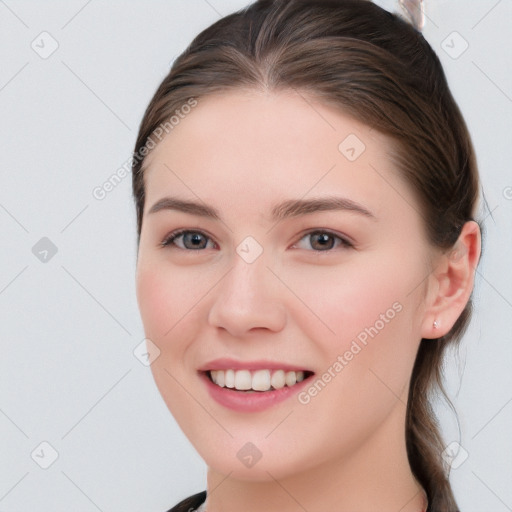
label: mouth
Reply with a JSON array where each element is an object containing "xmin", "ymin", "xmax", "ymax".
[{"xmin": 204, "ymin": 368, "xmax": 315, "ymax": 393}]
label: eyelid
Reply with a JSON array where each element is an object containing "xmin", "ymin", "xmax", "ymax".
[
  {"xmin": 161, "ymin": 228, "xmax": 354, "ymax": 251},
  {"xmin": 291, "ymin": 228, "xmax": 354, "ymax": 250},
  {"xmin": 160, "ymin": 228, "xmax": 218, "ymax": 250}
]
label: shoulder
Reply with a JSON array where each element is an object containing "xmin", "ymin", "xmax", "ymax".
[{"xmin": 164, "ymin": 491, "xmax": 207, "ymax": 512}]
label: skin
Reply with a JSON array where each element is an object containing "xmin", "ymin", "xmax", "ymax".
[{"xmin": 135, "ymin": 89, "xmax": 481, "ymax": 512}]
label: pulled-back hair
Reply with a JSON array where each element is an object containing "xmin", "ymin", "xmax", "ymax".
[{"xmin": 132, "ymin": 1, "xmax": 481, "ymax": 509}]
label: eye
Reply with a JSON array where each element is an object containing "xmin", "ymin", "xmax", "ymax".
[
  {"xmin": 292, "ymin": 230, "xmax": 353, "ymax": 252},
  {"xmin": 160, "ymin": 230, "xmax": 216, "ymax": 250},
  {"xmin": 160, "ymin": 229, "xmax": 353, "ymax": 252}
]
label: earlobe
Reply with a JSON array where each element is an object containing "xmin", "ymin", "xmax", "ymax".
[{"xmin": 422, "ymin": 220, "xmax": 481, "ymax": 339}]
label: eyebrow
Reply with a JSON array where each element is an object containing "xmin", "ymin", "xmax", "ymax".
[{"xmin": 148, "ymin": 196, "xmax": 376, "ymax": 222}]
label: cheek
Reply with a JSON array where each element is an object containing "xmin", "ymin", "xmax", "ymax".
[
  {"xmin": 286, "ymin": 253, "xmax": 422, "ymax": 392},
  {"xmin": 136, "ymin": 263, "xmax": 202, "ymax": 429},
  {"xmin": 135, "ymin": 263, "xmax": 204, "ymax": 369},
  {"xmin": 136, "ymin": 265, "xmax": 174, "ymax": 340},
  {"xmin": 286, "ymin": 261, "xmax": 420, "ymax": 449},
  {"xmin": 136, "ymin": 262, "xmax": 204, "ymax": 337},
  {"xmin": 284, "ymin": 255, "xmax": 413, "ymax": 343}
]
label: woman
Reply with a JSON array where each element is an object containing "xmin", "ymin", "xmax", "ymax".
[{"xmin": 131, "ymin": 0, "xmax": 482, "ymax": 510}]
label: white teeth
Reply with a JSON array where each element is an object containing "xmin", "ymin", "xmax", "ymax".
[
  {"xmin": 225, "ymin": 369, "xmax": 235, "ymax": 388},
  {"xmin": 270, "ymin": 369, "xmax": 286, "ymax": 389},
  {"xmin": 252, "ymin": 370, "xmax": 271, "ymax": 391},
  {"xmin": 234, "ymin": 370, "xmax": 252, "ymax": 390},
  {"xmin": 285, "ymin": 371, "xmax": 297, "ymax": 387},
  {"xmin": 208, "ymin": 369, "xmax": 308, "ymax": 391}
]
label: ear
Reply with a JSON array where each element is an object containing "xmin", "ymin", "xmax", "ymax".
[{"xmin": 421, "ymin": 220, "xmax": 481, "ymax": 339}]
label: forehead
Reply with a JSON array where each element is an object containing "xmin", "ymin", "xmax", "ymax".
[
  {"xmin": 145, "ymin": 88, "xmax": 389, "ymax": 168},
  {"xmin": 141, "ymin": 89, "xmax": 412, "ymax": 223}
]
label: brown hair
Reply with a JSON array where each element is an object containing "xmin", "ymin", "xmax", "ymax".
[{"xmin": 132, "ymin": 1, "xmax": 481, "ymax": 509}]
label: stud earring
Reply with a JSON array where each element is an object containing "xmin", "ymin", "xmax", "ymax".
[{"xmin": 433, "ymin": 320, "xmax": 439, "ymax": 329}]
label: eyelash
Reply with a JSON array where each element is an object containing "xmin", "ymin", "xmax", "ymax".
[{"xmin": 160, "ymin": 229, "xmax": 354, "ymax": 252}]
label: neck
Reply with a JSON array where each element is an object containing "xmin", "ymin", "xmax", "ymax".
[{"xmin": 203, "ymin": 400, "xmax": 427, "ymax": 512}]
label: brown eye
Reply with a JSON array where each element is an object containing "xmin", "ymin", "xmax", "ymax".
[{"xmin": 293, "ymin": 230, "xmax": 353, "ymax": 251}]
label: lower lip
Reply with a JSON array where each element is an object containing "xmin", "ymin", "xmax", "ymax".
[{"xmin": 200, "ymin": 372, "xmax": 312, "ymax": 412}]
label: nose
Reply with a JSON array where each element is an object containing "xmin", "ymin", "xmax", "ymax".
[{"xmin": 207, "ymin": 251, "xmax": 287, "ymax": 337}]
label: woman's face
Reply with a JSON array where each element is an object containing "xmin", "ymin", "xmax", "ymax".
[{"xmin": 136, "ymin": 89, "xmax": 435, "ymax": 481}]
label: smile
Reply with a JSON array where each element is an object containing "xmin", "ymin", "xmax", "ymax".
[
  {"xmin": 207, "ymin": 369, "xmax": 312, "ymax": 392},
  {"xmin": 199, "ymin": 360, "xmax": 315, "ymax": 412}
]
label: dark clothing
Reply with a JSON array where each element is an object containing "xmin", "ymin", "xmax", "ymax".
[{"xmin": 166, "ymin": 491, "xmax": 207, "ymax": 512}]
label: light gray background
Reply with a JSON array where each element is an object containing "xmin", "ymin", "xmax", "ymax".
[{"xmin": 0, "ymin": 1, "xmax": 510, "ymax": 511}]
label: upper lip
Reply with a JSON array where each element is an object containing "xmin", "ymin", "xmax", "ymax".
[{"xmin": 198, "ymin": 358, "xmax": 313, "ymax": 372}]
